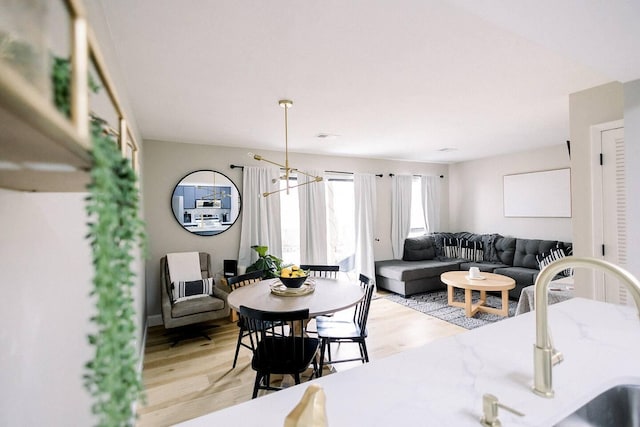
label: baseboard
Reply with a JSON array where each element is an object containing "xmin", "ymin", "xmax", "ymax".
[
  {"xmin": 132, "ymin": 317, "xmax": 149, "ymax": 422},
  {"xmin": 147, "ymin": 314, "xmax": 163, "ymax": 327},
  {"xmin": 138, "ymin": 320, "xmax": 148, "ymax": 372}
]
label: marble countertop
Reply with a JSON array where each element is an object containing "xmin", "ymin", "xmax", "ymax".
[{"xmin": 179, "ymin": 298, "xmax": 640, "ymax": 426}]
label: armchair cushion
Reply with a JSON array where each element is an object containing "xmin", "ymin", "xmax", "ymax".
[
  {"xmin": 171, "ymin": 277, "xmax": 214, "ymax": 303},
  {"xmin": 171, "ymin": 294, "xmax": 226, "ymax": 318}
]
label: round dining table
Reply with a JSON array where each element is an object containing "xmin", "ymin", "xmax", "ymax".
[{"xmin": 227, "ymin": 277, "xmax": 365, "ymax": 317}]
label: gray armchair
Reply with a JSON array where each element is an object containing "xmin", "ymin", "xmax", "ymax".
[{"xmin": 160, "ymin": 253, "xmax": 230, "ymax": 335}]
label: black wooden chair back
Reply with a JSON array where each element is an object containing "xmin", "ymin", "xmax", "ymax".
[
  {"xmin": 228, "ymin": 269, "xmax": 265, "ymax": 368},
  {"xmin": 300, "ymin": 264, "xmax": 340, "ymax": 278},
  {"xmin": 354, "ymin": 280, "xmax": 375, "ymax": 334},
  {"xmin": 316, "ymin": 278, "xmax": 375, "ymax": 375},
  {"xmin": 358, "ymin": 273, "xmax": 370, "ymax": 287},
  {"xmin": 239, "ymin": 306, "xmax": 319, "ymax": 398},
  {"xmin": 227, "ymin": 270, "xmax": 265, "ymax": 291}
]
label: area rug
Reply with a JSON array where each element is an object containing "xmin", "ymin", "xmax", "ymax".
[{"xmin": 385, "ymin": 289, "xmax": 517, "ymax": 330}]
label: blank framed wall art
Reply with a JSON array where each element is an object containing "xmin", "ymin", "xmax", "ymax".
[{"xmin": 503, "ymin": 168, "xmax": 571, "ymax": 218}]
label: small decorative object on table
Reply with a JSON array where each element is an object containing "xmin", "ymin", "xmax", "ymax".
[
  {"xmin": 468, "ymin": 266, "xmax": 484, "ymax": 280},
  {"xmin": 284, "ymin": 384, "xmax": 328, "ymax": 427}
]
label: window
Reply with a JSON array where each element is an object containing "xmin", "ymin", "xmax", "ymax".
[
  {"xmin": 326, "ymin": 174, "xmax": 355, "ymax": 270},
  {"xmin": 408, "ymin": 177, "xmax": 427, "ymax": 237},
  {"xmin": 279, "ymin": 172, "xmax": 356, "ymax": 271},
  {"xmin": 280, "ymin": 178, "xmax": 300, "ymax": 265}
]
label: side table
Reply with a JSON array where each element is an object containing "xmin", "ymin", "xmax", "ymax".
[{"xmin": 515, "ymin": 277, "xmax": 574, "ymax": 316}]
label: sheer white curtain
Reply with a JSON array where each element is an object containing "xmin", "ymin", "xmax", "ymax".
[
  {"xmin": 298, "ymin": 170, "xmax": 327, "ymax": 264},
  {"xmin": 354, "ymin": 173, "xmax": 377, "ymax": 282},
  {"xmin": 421, "ymin": 175, "xmax": 441, "ymax": 233},
  {"xmin": 238, "ymin": 166, "xmax": 282, "ymax": 269},
  {"xmin": 391, "ymin": 174, "xmax": 413, "ymax": 259}
]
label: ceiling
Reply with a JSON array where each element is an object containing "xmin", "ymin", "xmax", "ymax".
[{"xmin": 98, "ymin": 0, "xmax": 639, "ymax": 164}]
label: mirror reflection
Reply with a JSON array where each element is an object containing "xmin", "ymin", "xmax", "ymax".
[{"xmin": 171, "ymin": 170, "xmax": 241, "ymax": 236}]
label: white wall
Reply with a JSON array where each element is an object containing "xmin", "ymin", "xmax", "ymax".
[
  {"xmin": 448, "ymin": 144, "xmax": 572, "ymax": 241},
  {"xmin": 569, "ymin": 82, "xmax": 624, "ymax": 297},
  {"xmin": 0, "ymin": 4, "xmax": 145, "ymax": 425},
  {"xmin": 142, "ymin": 140, "xmax": 449, "ymax": 317},
  {"xmin": 623, "ymin": 79, "xmax": 640, "ymax": 279},
  {"xmin": 0, "ymin": 190, "xmax": 95, "ymax": 426}
]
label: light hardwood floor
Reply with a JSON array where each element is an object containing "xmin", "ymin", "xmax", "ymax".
[{"xmin": 137, "ymin": 293, "xmax": 465, "ymax": 426}]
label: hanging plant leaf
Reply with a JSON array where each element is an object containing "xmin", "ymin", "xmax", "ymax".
[{"xmin": 52, "ymin": 55, "xmax": 146, "ymax": 426}]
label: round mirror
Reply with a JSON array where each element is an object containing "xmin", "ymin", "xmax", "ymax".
[{"xmin": 170, "ymin": 170, "xmax": 241, "ymax": 236}]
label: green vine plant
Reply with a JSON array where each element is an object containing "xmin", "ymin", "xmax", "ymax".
[{"xmin": 52, "ymin": 56, "xmax": 146, "ymax": 426}]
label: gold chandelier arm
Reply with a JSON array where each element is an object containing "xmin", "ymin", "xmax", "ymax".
[
  {"xmin": 262, "ymin": 176, "xmax": 323, "ymax": 197},
  {"xmin": 252, "ymin": 155, "xmax": 287, "ymax": 169},
  {"xmin": 294, "ymin": 169, "xmax": 323, "ymax": 180}
]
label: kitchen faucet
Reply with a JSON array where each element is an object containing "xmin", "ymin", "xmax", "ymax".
[{"xmin": 533, "ymin": 256, "xmax": 640, "ymax": 398}]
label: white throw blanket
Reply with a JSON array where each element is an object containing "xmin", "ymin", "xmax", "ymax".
[{"xmin": 167, "ymin": 252, "xmax": 202, "ymax": 283}]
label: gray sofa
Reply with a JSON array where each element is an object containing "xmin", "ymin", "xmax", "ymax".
[{"xmin": 375, "ymin": 232, "xmax": 572, "ymax": 299}]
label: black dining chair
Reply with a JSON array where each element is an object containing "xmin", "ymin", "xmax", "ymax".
[
  {"xmin": 317, "ymin": 278, "xmax": 375, "ymax": 376},
  {"xmin": 239, "ymin": 306, "xmax": 320, "ymax": 398},
  {"xmin": 227, "ymin": 270, "xmax": 266, "ymax": 368},
  {"xmin": 300, "ymin": 264, "xmax": 340, "ymax": 279}
]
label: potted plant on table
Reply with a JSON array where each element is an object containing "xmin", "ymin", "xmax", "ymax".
[{"xmin": 246, "ymin": 245, "xmax": 284, "ymax": 278}]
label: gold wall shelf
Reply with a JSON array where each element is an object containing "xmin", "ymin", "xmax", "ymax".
[
  {"xmin": 0, "ymin": 61, "xmax": 92, "ymax": 192},
  {"xmin": 0, "ymin": 0, "xmax": 139, "ymax": 192}
]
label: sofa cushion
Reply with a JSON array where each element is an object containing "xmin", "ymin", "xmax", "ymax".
[
  {"xmin": 493, "ymin": 267, "xmax": 539, "ymax": 287},
  {"xmin": 494, "ymin": 237, "xmax": 516, "ymax": 265},
  {"xmin": 171, "ymin": 294, "xmax": 226, "ymax": 317},
  {"xmin": 513, "ymin": 239, "xmax": 558, "ymax": 269},
  {"xmin": 459, "ymin": 262, "xmax": 510, "ymax": 273},
  {"xmin": 402, "ymin": 235, "xmax": 436, "ymax": 261},
  {"xmin": 375, "ymin": 259, "xmax": 461, "ymax": 282}
]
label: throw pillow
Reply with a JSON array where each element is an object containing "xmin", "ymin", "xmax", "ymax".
[
  {"xmin": 458, "ymin": 238, "xmax": 484, "ymax": 262},
  {"xmin": 433, "ymin": 232, "xmax": 457, "ymax": 257},
  {"xmin": 442, "ymin": 237, "xmax": 460, "ymax": 258},
  {"xmin": 171, "ymin": 277, "xmax": 214, "ymax": 303},
  {"xmin": 536, "ymin": 246, "xmax": 573, "ymax": 276}
]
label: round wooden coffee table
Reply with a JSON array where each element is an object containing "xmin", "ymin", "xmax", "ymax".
[{"xmin": 440, "ymin": 271, "xmax": 515, "ymax": 317}]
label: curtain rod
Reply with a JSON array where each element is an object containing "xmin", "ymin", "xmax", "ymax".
[
  {"xmin": 388, "ymin": 173, "xmax": 445, "ymax": 178},
  {"xmin": 230, "ymin": 164, "xmax": 382, "ymax": 177},
  {"xmin": 326, "ymin": 169, "xmax": 383, "ymax": 178}
]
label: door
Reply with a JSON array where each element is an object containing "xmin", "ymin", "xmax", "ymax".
[{"xmin": 598, "ymin": 126, "xmax": 631, "ymax": 305}]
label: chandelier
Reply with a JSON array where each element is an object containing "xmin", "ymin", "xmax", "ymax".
[
  {"xmin": 249, "ymin": 99, "xmax": 323, "ymax": 197},
  {"xmin": 199, "ymin": 173, "xmax": 230, "ymax": 201}
]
